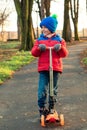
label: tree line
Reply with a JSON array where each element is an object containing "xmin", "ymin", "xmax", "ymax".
[{"xmin": 0, "ymin": 0, "xmax": 87, "ymax": 51}]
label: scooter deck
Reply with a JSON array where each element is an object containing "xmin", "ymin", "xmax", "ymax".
[{"xmin": 40, "ymin": 110, "xmax": 64, "ymax": 127}]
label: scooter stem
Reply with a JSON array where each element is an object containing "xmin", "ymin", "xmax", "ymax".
[{"xmin": 49, "ymin": 47, "xmax": 54, "ymax": 97}]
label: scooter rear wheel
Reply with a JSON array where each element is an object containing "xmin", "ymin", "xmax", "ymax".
[
  {"xmin": 41, "ymin": 115, "xmax": 45, "ymax": 127},
  {"xmin": 60, "ymin": 114, "xmax": 64, "ymax": 126}
]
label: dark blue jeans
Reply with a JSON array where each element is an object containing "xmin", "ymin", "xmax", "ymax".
[{"xmin": 38, "ymin": 71, "xmax": 59, "ymax": 108}]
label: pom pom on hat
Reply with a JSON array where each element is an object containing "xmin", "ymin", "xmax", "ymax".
[
  {"xmin": 51, "ymin": 14, "xmax": 58, "ymax": 19},
  {"xmin": 40, "ymin": 14, "xmax": 58, "ymax": 33}
]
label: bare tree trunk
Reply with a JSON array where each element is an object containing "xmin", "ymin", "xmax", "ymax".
[
  {"xmin": 13, "ymin": 0, "xmax": 34, "ymax": 51},
  {"xmin": 74, "ymin": 21, "xmax": 79, "ymax": 40},
  {"xmin": 27, "ymin": 0, "xmax": 34, "ymax": 50},
  {"xmin": 36, "ymin": 0, "xmax": 51, "ymax": 20},
  {"xmin": 62, "ymin": 0, "xmax": 72, "ymax": 42},
  {"xmin": 36, "ymin": 0, "xmax": 42, "ymax": 20},
  {"xmin": 41, "ymin": 0, "xmax": 45, "ymax": 20},
  {"xmin": 70, "ymin": 0, "xmax": 79, "ymax": 40},
  {"xmin": 44, "ymin": 0, "xmax": 50, "ymax": 16}
]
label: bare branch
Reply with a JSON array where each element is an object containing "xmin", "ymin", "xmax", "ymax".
[{"xmin": 0, "ymin": 8, "xmax": 12, "ymax": 25}]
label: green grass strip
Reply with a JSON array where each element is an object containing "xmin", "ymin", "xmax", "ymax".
[
  {"xmin": 0, "ymin": 51, "xmax": 34, "ymax": 84},
  {"xmin": 82, "ymin": 57, "xmax": 87, "ymax": 65}
]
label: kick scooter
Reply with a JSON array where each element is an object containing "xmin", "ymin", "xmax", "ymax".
[{"xmin": 40, "ymin": 47, "xmax": 64, "ymax": 127}]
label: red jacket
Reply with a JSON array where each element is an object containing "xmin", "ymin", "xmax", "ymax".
[{"xmin": 31, "ymin": 34, "xmax": 68, "ymax": 72}]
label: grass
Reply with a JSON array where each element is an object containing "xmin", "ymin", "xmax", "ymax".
[
  {"xmin": 80, "ymin": 48, "xmax": 87, "ymax": 69},
  {"xmin": 82, "ymin": 58, "xmax": 87, "ymax": 65},
  {"xmin": 0, "ymin": 41, "xmax": 20, "ymax": 49},
  {"xmin": 0, "ymin": 42, "xmax": 34, "ymax": 84}
]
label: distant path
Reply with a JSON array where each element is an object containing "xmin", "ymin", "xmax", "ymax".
[{"xmin": 0, "ymin": 42, "xmax": 87, "ymax": 130}]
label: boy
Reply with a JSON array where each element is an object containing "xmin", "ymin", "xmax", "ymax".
[{"xmin": 31, "ymin": 14, "xmax": 68, "ymax": 116}]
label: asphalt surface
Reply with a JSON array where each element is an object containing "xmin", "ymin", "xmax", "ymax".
[{"xmin": 0, "ymin": 42, "xmax": 87, "ymax": 130}]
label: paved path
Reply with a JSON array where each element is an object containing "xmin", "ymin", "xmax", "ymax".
[{"xmin": 0, "ymin": 42, "xmax": 87, "ymax": 130}]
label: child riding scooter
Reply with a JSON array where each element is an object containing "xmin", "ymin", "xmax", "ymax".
[{"xmin": 31, "ymin": 14, "xmax": 68, "ymax": 127}]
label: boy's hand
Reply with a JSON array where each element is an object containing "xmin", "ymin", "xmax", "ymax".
[
  {"xmin": 38, "ymin": 44, "xmax": 46, "ymax": 51},
  {"xmin": 54, "ymin": 44, "xmax": 61, "ymax": 52}
]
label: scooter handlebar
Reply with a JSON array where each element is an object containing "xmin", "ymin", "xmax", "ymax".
[
  {"xmin": 46, "ymin": 46, "xmax": 54, "ymax": 50},
  {"xmin": 37, "ymin": 46, "xmax": 54, "ymax": 51}
]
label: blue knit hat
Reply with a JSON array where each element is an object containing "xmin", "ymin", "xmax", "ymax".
[{"xmin": 40, "ymin": 14, "xmax": 58, "ymax": 33}]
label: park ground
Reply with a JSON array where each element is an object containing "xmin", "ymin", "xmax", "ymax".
[{"xmin": 0, "ymin": 41, "xmax": 87, "ymax": 130}]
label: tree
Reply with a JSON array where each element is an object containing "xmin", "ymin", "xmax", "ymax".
[
  {"xmin": 35, "ymin": 0, "xmax": 50, "ymax": 20},
  {"xmin": 41, "ymin": 0, "xmax": 45, "ymax": 20},
  {"xmin": 44, "ymin": 0, "xmax": 50, "ymax": 17},
  {"xmin": 13, "ymin": 0, "xmax": 34, "ymax": 51},
  {"xmin": 34, "ymin": 0, "xmax": 41, "ymax": 20},
  {"xmin": 62, "ymin": 0, "xmax": 72, "ymax": 42},
  {"xmin": 0, "ymin": 8, "xmax": 12, "ymax": 41},
  {"xmin": 70, "ymin": 0, "xmax": 79, "ymax": 40}
]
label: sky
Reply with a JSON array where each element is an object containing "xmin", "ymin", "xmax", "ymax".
[
  {"xmin": 49, "ymin": 0, "xmax": 87, "ymax": 31},
  {"xmin": 0, "ymin": 0, "xmax": 87, "ymax": 31}
]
